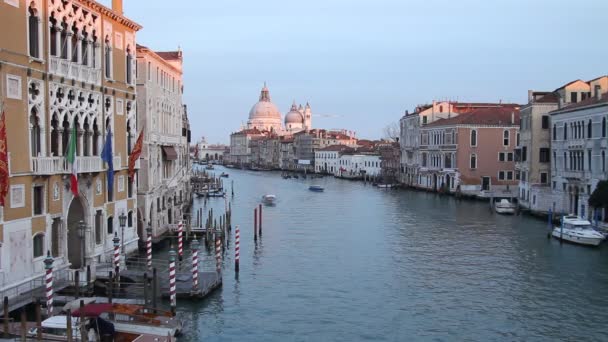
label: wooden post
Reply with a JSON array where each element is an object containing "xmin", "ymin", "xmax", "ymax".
[
  {"xmin": 35, "ymin": 299, "xmax": 42, "ymax": 341},
  {"xmin": 258, "ymin": 204, "xmax": 262, "ymax": 237},
  {"xmin": 254, "ymin": 207, "xmax": 258, "ymax": 241},
  {"xmin": 152, "ymin": 268, "xmax": 158, "ymax": 313},
  {"xmin": 143, "ymin": 272, "xmax": 149, "ymax": 307},
  {"xmin": 86, "ymin": 265, "xmax": 92, "ymax": 295},
  {"xmin": 74, "ymin": 270, "xmax": 80, "ymax": 298},
  {"xmin": 79, "ymin": 300, "xmax": 86, "ymax": 342},
  {"xmin": 66, "ymin": 309, "xmax": 73, "ymax": 342},
  {"xmin": 107, "ymin": 271, "xmax": 113, "ymax": 304},
  {"xmin": 20, "ymin": 307, "xmax": 26, "ymax": 342},
  {"xmin": 3, "ymin": 296, "xmax": 9, "ymax": 338}
]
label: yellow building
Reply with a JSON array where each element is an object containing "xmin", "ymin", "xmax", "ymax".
[{"xmin": 0, "ymin": 0, "xmax": 141, "ymax": 298}]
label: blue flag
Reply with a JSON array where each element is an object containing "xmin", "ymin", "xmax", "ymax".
[{"xmin": 101, "ymin": 128, "xmax": 114, "ymax": 196}]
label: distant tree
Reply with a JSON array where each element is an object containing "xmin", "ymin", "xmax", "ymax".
[
  {"xmin": 589, "ymin": 180, "xmax": 608, "ymax": 209},
  {"xmin": 383, "ymin": 122, "xmax": 400, "ymax": 142}
]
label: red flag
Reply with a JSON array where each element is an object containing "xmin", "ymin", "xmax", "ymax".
[
  {"xmin": 128, "ymin": 130, "xmax": 144, "ymax": 181},
  {"xmin": 0, "ymin": 111, "xmax": 8, "ymax": 206}
]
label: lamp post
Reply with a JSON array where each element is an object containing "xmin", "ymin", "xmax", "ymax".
[
  {"xmin": 119, "ymin": 212, "xmax": 127, "ymax": 254},
  {"xmin": 77, "ymin": 220, "xmax": 87, "ymax": 269}
]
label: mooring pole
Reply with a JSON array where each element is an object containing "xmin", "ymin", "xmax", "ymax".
[
  {"xmin": 66, "ymin": 309, "xmax": 73, "ymax": 342},
  {"xmin": 35, "ymin": 299, "xmax": 42, "ymax": 341},
  {"xmin": 258, "ymin": 204, "xmax": 263, "ymax": 237},
  {"xmin": 254, "ymin": 207, "xmax": 258, "ymax": 242},
  {"xmin": 169, "ymin": 247, "xmax": 177, "ymax": 316},
  {"xmin": 74, "ymin": 271, "xmax": 80, "ymax": 299},
  {"xmin": 3, "ymin": 297, "xmax": 8, "ymax": 337},
  {"xmin": 235, "ymin": 225, "xmax": 240, "ymax": 273},
  {"xmin": 152, "ymin": 268, "xmax": 158, "ymax": 313},
  {"xmin": 191, "ymin": 236, "xmax": 200, "ymax": 293}
]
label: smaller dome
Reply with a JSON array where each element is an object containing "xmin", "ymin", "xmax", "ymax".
[{"xmin": 285, "ymin": 102, "xmax": 304, "ymax": 124}]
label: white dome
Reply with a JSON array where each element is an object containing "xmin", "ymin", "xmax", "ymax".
[
  {"xmin": 284, "ymin": 102, "xmax": 304, "ymax": 124},
  {"xmin": 248, "ymin": 85, "xmax": 282, "ymax": 122}
]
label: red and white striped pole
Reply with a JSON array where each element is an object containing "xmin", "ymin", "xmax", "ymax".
[
  {"xmin": 177, "ymin": 221, "xmax": 184, "ymax": 261},
  {"xmin": 113, "ymin": 232, "xmax": 120, "ymax": 274},
  {"xmin": 43, "ymin": 251, "xmax": 54, "ymax": 316},
  {"xmin": 168, "ymin": 246, "xmax": 177, "ymax": 315},
  {"xmin": 215, "ymin": 236, "xmax": 222, "ymax": 274},
  {"xmin": 146, "ymin": 224, "xmax": 153, "ymax": 271},
  {"xmin": 234, "ymin": 225, "xmax": 240, "ymax": 273},
  {"xmin": 191, "ymin": 236, "xmax": 200, "ymax": 291}
]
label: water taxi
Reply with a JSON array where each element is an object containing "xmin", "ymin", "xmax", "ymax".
[{"xmin": 309, "ymin": 185, "xmax": 324, "ymax": 192}]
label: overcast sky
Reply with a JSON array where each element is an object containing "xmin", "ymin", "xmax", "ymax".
[{"xmin": 102, "ymin": 0, "xmax": 608, "ymax": 144}]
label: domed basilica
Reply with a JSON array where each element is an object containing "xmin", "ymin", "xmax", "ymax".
[{"xmin": 246, "ymin": 83, "xmax": 312, "ymax": 134}]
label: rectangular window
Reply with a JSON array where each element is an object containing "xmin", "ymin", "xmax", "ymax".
[
  {"xmin": 503, "ymin": 130, "xmax": 509, "ymax": 146},
  {"xmin": 570, "ymin": 92, "xmax": 578, "ymax": 103},
  {"xmin": 521, "ymin": 146, "xmax": 527, "ymax": 162},
  {"xmin": 515, "ymin": 170, "xmax": 521, "ymax": 180},
  {"xmin": 498, "ymin": 171, "xmax": 505, "ymax": 180},
  {"xmin": 95, "ymin": 210, "xmax": 102, "ymax": 244},
  {"xmin": 147, "ymin": 61, "xmax": 151, "ymax": 80},
  {"xmin": 470, "ymin": 154, "xmax": 477, "ymax": 169},
  {"xmin": 540, "ymin": 172, "xmax": 548, "ymax": 184},
  {"xmin": 506, "ymin": 171, "xmax": 513, "ymax": 180},
  {"xmin": 507, "ymin": 152, "xmax": 514, "ymax": 162},
  {"xmin": 552, "ymin": 181, "xmax": 556, "ymax": 190},
  {"xmin": 33, "ymin": 185, "xmax": 44, "ymax": 215},
  {"xmin": 542, "ymin": 115, "xmax": 549, "ymax": 129},
  {"xmin": 33, "ymin": 234, "xmax": 44, "ymax": 258},
  {"xmin": 499, "ymin": 152, "xmax": 505, "ymax": 162},
  {"xmin": 539, "ymin": 148, "xmax": 550, "ymax": 163}
]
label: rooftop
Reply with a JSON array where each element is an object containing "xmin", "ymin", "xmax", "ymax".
[
  {"xmin": 551, "ymin": 91, "xmax": 608, "ymax": 114},
  {"xmin": 425, "ymin": 107, "xmax": 520, "ymax": 127}
]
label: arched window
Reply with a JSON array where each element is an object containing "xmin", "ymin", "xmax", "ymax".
[
  {"xmin": 33, "ymin": 233, "xmax": 44, "ymax": 258},
  {"xmin": 104, "ymin": 35, "xmax": 112, "ymax": 78},
  {"xmin": 71, "ymin": 24, "xmax": 78, "ymax": 62},
  {"xmin": 28, "ymin": 6, "xmax": 40, "ymax": 58},
  {"xmin": 81, "ymin": 29, "xmax": 89, "ymax": 66},
  {"xmin": 603, "ymin": 117, "xmax": 607, "ymax": 138},
  {"xmin": 60, "ymin": 20, "xmax": 68, "ymax": 59},
  {"xmin": 49, "ymin": 18, "xmax": 58, "ymax": 56},
  {"xmin": 602, "ymin": 151, "xmax": 606, "ymax": 172},
  {"xmin": 127, "ymin": 211, "xmax": 133, "ymax": 228},
  {"xmin": 470, "ymin": 129, "xmax": 477, "ymax": 147},
  {"xmin": 563, "ymin": 123, "xmax": 567, "ymax": 140},
  {"xmin": 588, "ymin": 119, "xmax": 592, "ymax": 138},
  {"xmin": 553, "ymin": 151, "xmax": 557, "ymax": 169},
  {"xmin": 564, "ymin": 152, "xmax": 567, "ymax": 170},
  {"xmin": 30, "ymin": 109, "xmax": 41, "ymax": 157},
  {"xmin": 553, "ymin": 124, "xmax": 557, "ymax": 140},
  {"xmin": 126, "ymin": 46, "xmax": 133, "ymax": 84},
  {"xmin": 470, "ymin": 153, "xmax": 477, "ymax": 169},
  {"xmin": 503, "ymin": 130, "xmax": 509, "ymax": 146},
  {"xmin": 107, "ymin": 216, "xmax": 113, "ymax": 234}
]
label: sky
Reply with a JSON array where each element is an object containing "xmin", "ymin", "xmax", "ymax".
[{"xmin": 101, "ymin": 0, "xmax": 608, "ymax": 144}]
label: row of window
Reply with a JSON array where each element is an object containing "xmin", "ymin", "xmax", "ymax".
[
  {"xmin": 552, "ymin": 117, "xmax": 607, "ymax": 141},
  {"xmin": 556, "ymin": 150, "xmax": 607, "ymax": 173}
]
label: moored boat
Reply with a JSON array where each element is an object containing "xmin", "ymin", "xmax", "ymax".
[
  {"xmin": 262, "ymin": 194, "xmax": 277, "ymax": 205},
  {"xmin": 494, "ymin": 199, "xmax": 516, "ymax": 214},
  {"xmin": 220, "ymin": 172, "xmax": 229, "ymax": 178},
  {"xmin": 552, "ymin": 215, "xmax": 605, "ymax": 246},
  {"xmin": 309, "ymin": 185, "xmax": 324, "ymax": 192}
]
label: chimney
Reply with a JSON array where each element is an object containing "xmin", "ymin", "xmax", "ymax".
[
  {"xmin": 595, "ymin": 85, "xmax": 602, "ymax": 100},
  {"xmin": 511, "ymin": 111, "xmax": 514, "ymax": 125},
  {"xmin": 558, "ymin": 96, "xmax": 564, "ymax": 109},
  {"xmin": 112, "ymin": 0, "xmax": 123, "ymax": 15},
  {"xmin": 528, "ymin": 90, "xmax": 533, "ymax": 103}
]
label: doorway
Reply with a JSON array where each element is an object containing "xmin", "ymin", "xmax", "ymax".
[
  {"xmin": 482, "ymin": 177, "xmax": 491, "ymax": 191},
  {"xmin": 67, "ymin": 198, "xmax": 85, "ymax": 269}
]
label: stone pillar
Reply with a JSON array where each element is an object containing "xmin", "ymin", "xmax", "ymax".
[
  {"xmin": 57, "ymin": 129, "xmax": 64, "ymax": 157},
  {"xmin": 77, "ymin": 129, "xmax": 84, "ymax": 156},
  {"xmin": 66, "ymin": 32, "xmax": 73, "ymax": 61},
  {"xmin": 87, "ymin": 131, "xmax": 93, "ymax": 156}
]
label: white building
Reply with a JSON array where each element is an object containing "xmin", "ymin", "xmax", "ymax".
[
  {"xmin": 136, "ymin": 45, "xmax": 191, "ymax": 241},
  {"xmin": 550, "ymin": 80, "xmax": 608, "ymax": 222},
  {"xmin": 194, "ymin": 136, "xmax": 228, "ymax": 162}
]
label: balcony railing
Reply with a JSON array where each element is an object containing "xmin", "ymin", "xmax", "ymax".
[
  {"xmin": 49, "ymin": 56, "xmax": 102, "ymax": 86},
  {"xmin": 31, "ymin": 156, "xmax": 104, "ymax": 175}
]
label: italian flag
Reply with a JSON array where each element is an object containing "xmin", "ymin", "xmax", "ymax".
[{"xmin": 66, "ymin": 126, "xmax": 78, "ymax": 197}]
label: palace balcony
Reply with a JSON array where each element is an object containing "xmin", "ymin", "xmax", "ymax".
[
  {"xmin": 31, "ymin": 156, "xmax": 105, "ymax": 175},
  {"xmin": 49, "ymin": 56, "xmax": 102, "ymax": 86}
]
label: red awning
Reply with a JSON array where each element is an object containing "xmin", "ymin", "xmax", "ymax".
[{"xmin": 162, "ymin": 146, "xmax": 178, "ymax": 161}]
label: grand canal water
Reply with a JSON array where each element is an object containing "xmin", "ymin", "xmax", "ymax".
[{"xmin": 176, "ymin": 165, "xmax": 608, "ymax": 341}]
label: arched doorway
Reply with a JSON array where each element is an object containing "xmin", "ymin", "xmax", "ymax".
[
  {"xmin": 67, "ymin": 198, "xmax": 85, "ymax": 269},
  {"xmin": 446, "ymin": 174, "xmax": 451, "ymax": 191}
]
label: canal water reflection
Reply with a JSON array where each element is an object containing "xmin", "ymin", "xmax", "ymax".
[{"xmin": 175, "ymin": 166, "xmax": 608, "ymax": 341}]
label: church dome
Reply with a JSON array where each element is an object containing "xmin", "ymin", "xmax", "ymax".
[
  {"xmin": 248, "ymin": 84, "xmax": 281, "ymax": 122},
  {"xmin": 285, "ymin": 102, "xmax": 304, "ymax": 124}
]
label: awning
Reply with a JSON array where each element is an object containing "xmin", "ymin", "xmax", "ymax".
[{"xmin": 162, "ymin": 146, "xmax": 178, "ymax": 161}]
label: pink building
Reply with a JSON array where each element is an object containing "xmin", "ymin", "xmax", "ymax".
[{"xmin": 418, "ymin": 106, "xmax": 520, "ymax": 197}]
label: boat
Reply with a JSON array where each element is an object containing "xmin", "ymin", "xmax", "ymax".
[
  {"xmin": 206, "ymin": 163, "xmax": 214, "ymax": 170},
  {"xmin": 262, "ymin": 194, "xmax": 277, "ymax": 205},
  {"xmin": 72, "ymin": 303, "xmax": 182, "ymax": 337},
  {"xmin": 552, "ymin": 215, "xmax": 605, "ymax": 246},
  {"xmin": 220, "ymin": 172, "xmax": 229, "ymax": 178},
  {"xmin": 494, "ymin": 199, "xmax": 516, "ymax": 214},
  {"xmin": 27, "ymin": 315, "xmax": 175, "ymax": 341},
  {"xmin": 309, "ymin": 185, "xmax": 324, "ymax": 192},
  {"xmin": 206, "ymin": 191, "xmax": 226, "ymax": 198}
]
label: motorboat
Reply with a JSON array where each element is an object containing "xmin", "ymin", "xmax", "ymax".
[
  {"xmin": 72, "ymin": 303, "xmax": 182, "ymax": 337},
  {"xmin": 552, "ymin": 215, "xmax": 605, "ymax": 246},
  {"xmin": 206, "ymin": 191, "xmax": 226, "ymax": 198},
  {"xmin": 309, "ymin": 185, "xmax": 324, "ymax": 192},
  {"xmin": 494, "ymin": 199, "xmax": 516, "ymax": 214},
  {"xmin": 27, "ymin": 315, "xmax": 176, "ymax": 341},
  {"xmin": 220, "ymin": 172, "xmax": 229, "ymax": 178},
  {"xmin": 377, "ymin": 183, "xmax": 396, "ymax": 189},
  {"xmin": 205, "ymin": 163, "xmax": 214, "ymax": 170},
  {"xmin": 262, "ymin": 194, "xmax": 277, "ymax": 205}
]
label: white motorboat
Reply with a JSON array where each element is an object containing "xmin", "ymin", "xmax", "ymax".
[
  {"xmin": 262, "ymin": 194, "xmax": 276, "ymax": 205},
  {"xmin": 494, "ymin": 199, "xmax": 516, "ymax": 214},
  {"xmin": 552, "ymin": 215, "xmax": 605, "ymax": 246}
]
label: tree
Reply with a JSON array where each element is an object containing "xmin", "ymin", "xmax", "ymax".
[
  {"xmin": 589, "ymin": 180, "xmax": 608, "ymax": 209},
  {"xmin": 382, "ymin": 122, "xmax": 400, "ymax": 142}
]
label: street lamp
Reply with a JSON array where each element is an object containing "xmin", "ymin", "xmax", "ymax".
[
  {"xmin": 119, "ymin": 212, "xmax": 127, "ymax": 254},
  {"xmin": 77, "ymin": 220, "xmax": 87, "ymax": 269}
]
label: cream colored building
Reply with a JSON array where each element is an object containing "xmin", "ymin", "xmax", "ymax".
[
  {"xmin": 0, "ymin": 0, "xmax": 140, "ymax": 302},
  {"xmin": 136, "ymin": 45, "xmax": 190, "ymax": 241}
]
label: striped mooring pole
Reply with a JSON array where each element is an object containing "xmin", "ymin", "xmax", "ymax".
[
  {"xmin": 215, "ymin": 236, "xmax": 222, "ymax": 274},
  {"xmin": 113, "ymin": 232, "xmax": 120, "ymax": 275},
  {"xmin": 146, "ymin": 224, "xmax": 153, "ymax": 271},
  {"xmin": 191, "ymin": 236, "xmax": 199, "ymax": 291},
  {"xmin": 169, "ymin": 246, "xmax": 177, "ymax": 315},
  {"xmin": 44, "ymin": 251, "xmax": 54, "ymax": 317},
  {"xmin": 177, "ymin": 221, "xmax": 184, "ymax": 261},
  {"xmin": 234, "ymin": 225, "xmax": 240, "ymax": 273}
]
